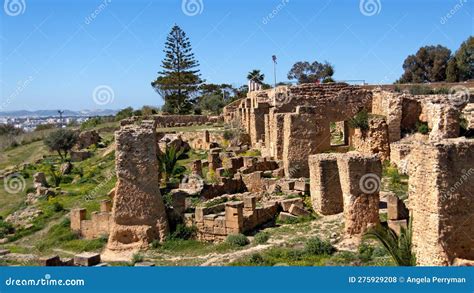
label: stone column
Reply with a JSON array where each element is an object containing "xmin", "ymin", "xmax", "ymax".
[
  {"xmin": 71, "ymin": 208, "xmax": 86, "ymax": 232},
  {"xmin": 337, "ymin": 153, "xmax": 381, "ymax": 236},
  {"xmin": 409, "ymin": 139, "xmax": 474, "ymax": 265},
  {"xmin": 225, "ymin": 202, "xmax": 244, "ymax": 234},
  {"xmin": 282, "ymin": 106, "xmax": 331, "ymax": 178},
  {"xmin": 308, "ymin": 154, "xmax": 343, "ymax": 215},
  {"xmin": 106, "ymin": 120, "xmax": 169, "ymax": 252}
]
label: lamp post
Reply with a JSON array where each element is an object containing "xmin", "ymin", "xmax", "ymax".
[{"xmin": 272, "ymin": 55, "xmax": 277, "ymax": 89}]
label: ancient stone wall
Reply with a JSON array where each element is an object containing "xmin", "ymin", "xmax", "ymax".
[
  {"xmin": 189, "ymin": 195, "xmax": 279, "ymax": 242},
  {"xmin": 120, "ymin": 115, "xmax": 222, "ymax": 128},
  {"xmin": 371, "ymin": 90, "xmax": 403, "ymax": 143},
  {"xmin": 70, "ymin": 200, "xmax": 112, "ymax": 240},
  {"xmin": 408, "ymin": 138, "xmax": 474, "ymax": 265},
  {"xmin": 106, "ymin": 120, "xmax": 169, "ymax": 252},
  {"xmin": 348, "ymin": 116, "xmax": 391, "ymax": 161},
  {"xmin": 282, "ymin": 106, "xmax": 331, "ymax": 178}
]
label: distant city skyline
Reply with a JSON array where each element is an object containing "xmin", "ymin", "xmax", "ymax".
[{"xmin": 1, "ymin": 0, "xmax": 472, "ymax": 111}]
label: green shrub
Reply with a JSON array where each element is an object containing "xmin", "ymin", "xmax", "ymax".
[
  {"xmin": 150, "ymin": 240, "xmax": 160, "ymax": 249},
  {"xmin": 0, "ymin": 220, "xmax": 14, "ymax": 238},
  {"xmin": 248, "ymin": 253, "xmax": 266, "ymax": 265},
  {"xmin": 48, "ymin": 202, "xmax": 65, "ymax": 213},
  {"xmin": 409, "ymin": 85, "xmax": 433, "ymax": 95},
  {"xmin": 226, "ymin": 234, "xmax": 249, "ymax": 247},
  {"xmin": 304, "ymin": 237, "xmax": 335, "ymax": 255},
  {"xmin": 170, "ymin": 224, "xmax": 197, "ymax": 240},
  {"xmin": 132, "ymin": 253, "xmax": 144, "ymax": 264},
  {"xmin": 416, "ymin": 121, "xmax": 429, "ymax": 134},
  {"xmin": 223, "ymin": 130, "xmax": 235, "ymax": 141},
  {"xmin": 254, "ymin": 231, "xmax": 270, "ymax": 244},
  {"xmin": 348, "ymin": 110, "xmax": 369, "ymax": 131},
  {"xmin": 358, "ymin": 243, "xmax": 375, "ymax": 262}
]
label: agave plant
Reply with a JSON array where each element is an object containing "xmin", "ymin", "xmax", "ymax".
[
  {"xmin": 157, "ymin": 146, "xmax": 186, "ymax": 184},
  {"xmin": 364, "ymin": 219, "xmax": 416, "ymax": 266}
]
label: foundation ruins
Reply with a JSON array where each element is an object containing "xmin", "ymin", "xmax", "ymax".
[{"xmin": 65, "ymin": 82, "xmax": 472, "ymax": 266}]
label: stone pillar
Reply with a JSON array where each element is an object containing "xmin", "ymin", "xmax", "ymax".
[
  {"xmin": 243, "ymin": 196, "xmax": 256, "ymax": 212},
  {"xmin": 408, "ymin": 139, "xmax": 474, "ymax": 265},
  {"xmin": 106, "ymin": 120, "xmax": 169, "ymax": 252},
  {"xmin": 308, "ymin": 154, "xmax": 343, "ymax": 215},
  {"xmin": 271, "ymin": 113, "xmax": 286, "ymax": 160},
  {"xmin": 282, "ymin": 106, "xmax": 331, "ymax": 178},
  {"xmin": 71, "ymin": 208, "xmax": 86, "ymax": 232},
  {"xmin": 192, "ymin": 160, "xmax": 203, "ymax": 177},
  {"xmin": 337, "ymin": 153, "xmax": 382, "ymax": 236},
  {"xmin": 100, "ymin": 200, "xmax": 112, "ymax": 213},
  {"xmin": 208, "ymin": 148, "xmax": 222, "ymax": 171},
  {"xmin": 225, "ymin": 202, "xmax": 244, "ymax": 234},
  {"xmin": 249, "ymin": 102, "xmax": 270, "ymax": 146},
  {"xmin": 203, "ymin": 130, "xmax": 210, "ymax": 143}
]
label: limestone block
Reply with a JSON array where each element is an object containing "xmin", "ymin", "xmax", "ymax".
[
  {"xmin": 288, "ymin": 204, "xmax": 310, "ymax": 217},
  {"xmin": 337, "ymin": 153, "xmax": 382, "ymax": 236},
  {"xmin": 74, "ymin": 253, "xmax": 101, "ymax": 267},
  {"xmin": 70, "ymin": 208, "xmax": 86, "ymax": 231},
  {"xmin": 309, "ymin": 154, "xmax": 343, "ymax": 215},
  {"xmin": 278, "ymin": 212, "xmax": 298, "ymax": 222},
  {"xmin": 280, "ymin": 198, "xmax": 303, "ymax": 212},
  {"xmin": 387, "ymin": 193, "xmax": 408, "ymax": 220}
]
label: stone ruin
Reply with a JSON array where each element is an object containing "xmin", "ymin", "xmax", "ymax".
[
  {"xmin": 105, "ymin": 120, "xmax": 169, "ymax": 255},
  {"xmin": 223, "ymin": 82, "xmax": 473, "ymax": 266},
  {"xmin": 309, "ymin": 153, "xmax": 381, "ymax": 236},
  {"xmin": 65, "ymin": 82, "xmax": 472, "ymax": 266},
  {"xmin": 408, "ymin": 138, "xmax": 473, "ymax": 265},
  {"xmin": 71, "ymin": 200, "xmax": 112, "ymax": 239}
]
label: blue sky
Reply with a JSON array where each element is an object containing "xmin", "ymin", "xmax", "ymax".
[{"xmin": 1, "ymin": 0, "xmax": 472, "ymax": 111}]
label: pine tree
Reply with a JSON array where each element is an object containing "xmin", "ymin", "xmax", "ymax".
[{"xmin": 152, "ymin": 25, "xmax": 202, "ymax": 114}]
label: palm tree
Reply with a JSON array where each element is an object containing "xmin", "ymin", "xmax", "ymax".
[
  {"xmin": 247, "ymin": 69, "xmax": 265, "ymax": 85},
  {"xmin": 157, "ymin": 146, "xmax": 186, "ymax": 184},
  {"xmin": 364, "ymin": 219, "xmax": 416, "ymax": 266}
]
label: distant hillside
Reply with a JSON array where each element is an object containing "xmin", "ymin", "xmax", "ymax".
[{"xmin": 0, "ymin": 109, "xmax": 118, "ymax": 118}]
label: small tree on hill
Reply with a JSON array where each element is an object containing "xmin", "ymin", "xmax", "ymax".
[
  {"xmin": 44, "ymin": 129, "xmax": 78, "ymax": 161},
  {"xmin": 151, "ymin": 25, "xmax": 202, "ymax": 114}
]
